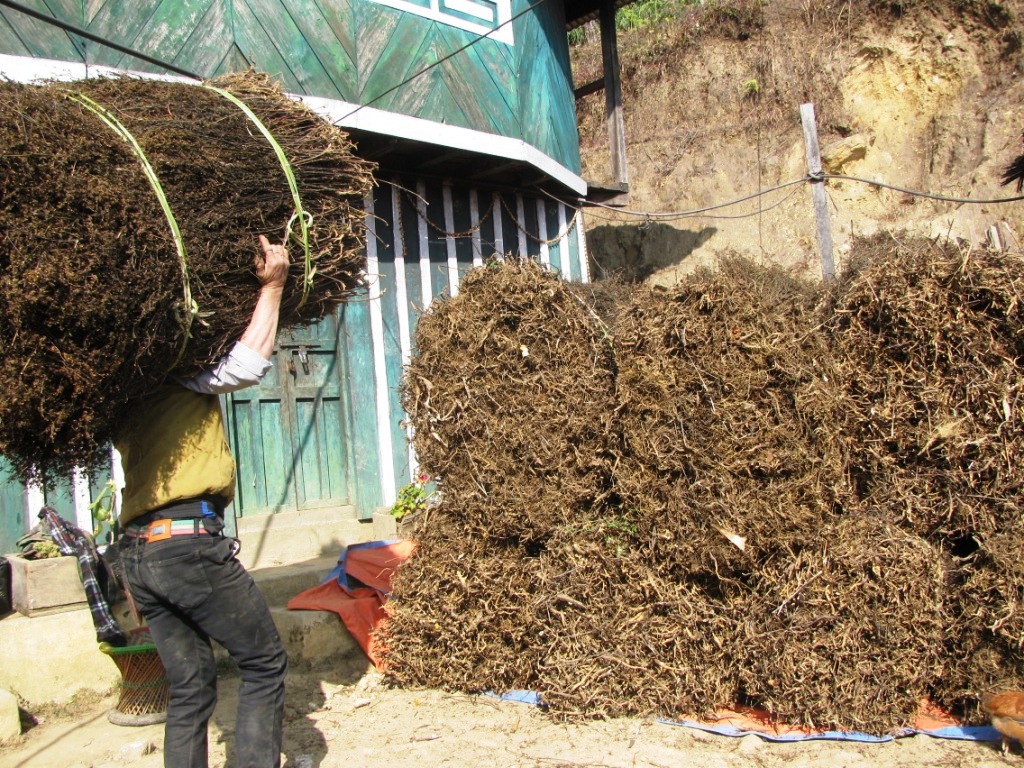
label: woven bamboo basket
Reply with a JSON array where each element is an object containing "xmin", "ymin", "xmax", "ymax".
[{"xmin": 100, "ymin": 628, "xmax": 169, "ymax": 726}]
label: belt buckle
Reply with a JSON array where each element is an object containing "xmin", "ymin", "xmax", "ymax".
[{"xmin": 145, "ymin": 519, "xmax": 174, "ymax": 543}]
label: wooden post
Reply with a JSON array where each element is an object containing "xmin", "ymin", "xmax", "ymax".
[
  {"xmin": 800, "ymin": 103, "xmax": 835, "ymax": 279},
  {"xmin": 600, "ymin": 0, "xmax": 628, "ymax": 188}
]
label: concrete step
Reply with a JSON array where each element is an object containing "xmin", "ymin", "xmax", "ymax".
[
  {"xmin": 235, "ymin": 506, "xmax": 375, "ymax": 570},
  {"xmin": 251, "ymin": 557, "xmax": 368, "ymax": 672},
  {"xmin": 0, "ymin": 532, "xmax": 378, "ymax": 706},
  {"xmin": 250, "ymin": 555, "xmax": 339, "ymax": 606}
]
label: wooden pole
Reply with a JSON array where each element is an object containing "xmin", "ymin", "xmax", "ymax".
[
  {"xmin": 800, "ymin": 103, "xmax": 835, "ymax": 279},
  {"xmin": 600, "ymin": 0, "xmax": 628, "ymax": 188}
]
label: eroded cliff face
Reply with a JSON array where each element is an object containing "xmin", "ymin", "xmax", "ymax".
[{"xmin": 574, "ymin": 0, "xmax": 1024, "ymax": 284}]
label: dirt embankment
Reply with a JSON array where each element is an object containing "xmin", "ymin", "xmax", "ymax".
[{"xmin": 572, "ymin": 0, "xmax": 1024, "ymax": 284}]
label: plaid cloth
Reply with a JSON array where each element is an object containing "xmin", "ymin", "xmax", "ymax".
[{"xmin": 39, "ymin": 507, "xmax": 127, "ymax": 646}]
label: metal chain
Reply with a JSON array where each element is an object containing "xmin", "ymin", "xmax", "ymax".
[
  {"xmin": 403, "ymin": 187, "xmax": 495, "ymax": 238},
  {"xmin": 497, "ymin": 193, "xmax": 581, "ymax": 246}
]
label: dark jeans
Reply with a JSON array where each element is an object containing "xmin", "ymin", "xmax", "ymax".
[{"xmin": 119, "ymin": 532, "xmax": 288, "ymax": 768}]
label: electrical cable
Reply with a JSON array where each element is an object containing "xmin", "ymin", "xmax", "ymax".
[
  {"xmin": 334, "ymin": 0, "xmax": 554, "ymax": 123},
  {"xmin": 578, "ymin": 174, "xmax": 1024, "ymax": 223},
  {"xmin": 822, "ymin": 173, "xmax": 1024, "ymax": 204},
  {"xmin": 0, "ymin": 0, "xmax": 201, "ymax": 80}
]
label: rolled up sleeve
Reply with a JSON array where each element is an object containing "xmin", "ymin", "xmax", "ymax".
[{"xmin": 179, "ymin": 342, "xmax": 273, "ymax": 394}]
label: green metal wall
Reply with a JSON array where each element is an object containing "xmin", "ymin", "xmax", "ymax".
[{"xmin": 0, "ymin": 0, "xmax": 581, "ymax": 172}]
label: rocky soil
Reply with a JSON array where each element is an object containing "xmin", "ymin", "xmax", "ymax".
[{"xmin": 573, "ymin": 0, "xmax": 1024, "ymax": 284}]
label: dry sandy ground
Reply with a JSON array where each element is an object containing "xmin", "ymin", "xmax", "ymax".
[{"xmin": 1, "ymin": 666, "xmax": 1020, "ymax": 768}]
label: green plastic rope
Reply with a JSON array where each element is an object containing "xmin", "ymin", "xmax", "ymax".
[
  {"xmin": 65, "ymin": 91, "xmax": 197, "ymax": 366},
  {"xmin": 202, "ymin": 84, "xmax": 314, "ymax": 309}
]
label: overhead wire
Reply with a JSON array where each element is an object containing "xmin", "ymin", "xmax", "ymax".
[
  {"xmin": 573, "ymin": 173, "xmax": 1024, "ymax": 224},
  {"xmin": 334, "ymin": 0, "xmax": 555, "ymax": 123},
  {"xmin": 0, "ymin": 0, "xmax": 201, "ymax": 80}
]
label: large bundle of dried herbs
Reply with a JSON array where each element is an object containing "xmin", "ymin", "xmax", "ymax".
[
  {"xmin": 398, "ymin": 260, "xmax": 620, "ymax": 543},
  {"xmin": 612, "ymin": 257, "xmax": 845, "ymax": 580},
  {"xmin": 736, "ymin": 514, "xmax": 950, "ymax": 732},
  {"xmin": 382, "ymin": 239, "xmax": 1024, "ymax": 735},
  {"xmin": 382, "ymin": 260, "xmax": 622, "ymax": 694},
  {"xmin": 819, "ymin": 235, "xmax": 1024, "ymax": 716},
  {"xmin": 0, "ymin": 70, "xmax": 375, "ymax": 483}
]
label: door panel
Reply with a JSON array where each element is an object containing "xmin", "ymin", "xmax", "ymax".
[{"xmin": 227, "ymin": 315, "xmax": 352, "ymax": 516}]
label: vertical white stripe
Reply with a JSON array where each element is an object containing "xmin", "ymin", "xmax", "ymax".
[
  {"xmin": 26, "ymin": 477, "xmax": 44, "ymax": 523},
  {"xmin": 391, "ymin": 185, "xmax": 418, "ymax": 478},
  {"xmin": 110, "ymin": 445, "xmax": 125, "ymax": 521},
  {"xmin": 557, "ymin": 203, "xmax": 571, "ymax": 280},
  {"xmin": 72, "ymin": 468, "xmax": 92, "ymax": 531},
  {"xmin": 492, "ymin": 191, "xmax": 505, "ymax": 259},
  {"xmin": 392, "ymin": 185, "xmax": 412, "ymax": 369},
  {"xmin": 536, "ymin": 199, "xmax": 550, "ymax": 267},
  {"xmin": 470, "ymin": 189, "xmax": 483, "ymax": 267},
  {"xmin": 515, "ymin": 194, "xmax": 527, "ymax": 258},
  {"xmin": 417, "ymin": 180, "xmax": 432, "ymax": 309},
  {"xmin": 577, "ymin": 208, "xmax": 591, "ymax": 283},
  {"xmin": 364, "ymin": 195, "xmax": 397, "ymax": 506},
  {"xmin": 443, "ymin": 184, "xmax": 459, "ymax": 296}
]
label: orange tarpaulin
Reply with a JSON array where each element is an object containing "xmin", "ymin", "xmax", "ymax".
[{"xmin": 286, "ymin": 539, "xmax": 416, "ymax": 668}]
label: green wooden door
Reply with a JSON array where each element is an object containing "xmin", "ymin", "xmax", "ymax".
[
  {"xmin": 0, "ymin": 459, "xmax": 27, "ymax": 554},
  {"xmin": 226, "ymin": 316, "xmax": 352, "ymax": 517}
]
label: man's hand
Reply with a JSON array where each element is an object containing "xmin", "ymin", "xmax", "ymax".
[
  {"xmin": 256, "ymin": 235, "xmax": 289, "ymax": 290},
  {"xmin": 238, "ymin": 236, "xmax": 290, "ymax": 359}
]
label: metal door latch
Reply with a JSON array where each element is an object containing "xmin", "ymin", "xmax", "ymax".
[{"xmin": 279, "ymin": 341, "xmax": 319, "ymax": 376}]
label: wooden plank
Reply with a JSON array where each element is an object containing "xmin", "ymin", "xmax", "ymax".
[
  {"xmin": 517, "ymin": 0, "xmax": 581, "ymax": 172},
  {"xmin": 490, "ymin": 190, "xmax": 508, "ymax": 258},
  {"xmin": 0, "ymin": 2, "xmax": 85, "ymax": 61},
  {"xmin": 295, "ymin": 398, "xmax": 324, "ymax": 506},
  {"xmin": 258, "ymin": 398, "xmax": 292, "ymax": 510},
  {"xmin": 443, "ymin": 184, "xmax": 460, "ymax": 295},
  {"xmin": 134, "ymin": 0, "xmax": 227, "ymax": 77},
  {"xmin": 339, "ymin": 295, "xmax": 384, "ymax": 517},
  {"xmin": 364, "ymin": 196, "xmax": 397, "ymax": 504},
  {"xmin": 368, "ymin": 187, "xmax": 412, "ymax": 490},
  {"xmin": 283, "ymin": 0, "xmax": 356, "ymax": 98},
  {"xmin": 418, "ymin": 182, "xmax": 449, "ymax": 298},
  {"xmin": 0, "ymin": 458, "xmax": 28, "ymax": 555},
  {"xmin": 469, "ymin": 188, "xmax": 484, "ymax": 267},
  {"xmin": 320, "ymin": 397, "xmax": 349, "ymax": 500},
  {"xmin": 229, "ymin": 398, "xmax": 265, "ymax": 511},
  {"xmin": 231, "ymin": 0, "xmax": 343, "ymax": 99},
  {"xmin": 389, "ymin": 183, "xmax": 418, "ymax": 477},
  {"xmin": 0, "ymin": 15, "xmax": 33, "ymax": 58},
  {"xmin": 516, "ymin": 192, "xmax": 532, "ymax": 258},
  {"xmin": 535, "ymin": 197, "xmax": 551, "ymax": 268},
  {"xmin": 550, "ymin": 199, "xmax": 565, "ymax": 273},
  {"xmin": 599, "ymin": 0, "xmax": 627, "ymax": 185},
  {"xmin": 576, "ymin": 207, "xmax": 590, "ymax": 282},
  {"xmin": 361, "ymin": 15, "xmax": 439, "ymax": 113},
  {"xmin": 89, "ymin": 0, "xmax": 206, "ymax": 71}
]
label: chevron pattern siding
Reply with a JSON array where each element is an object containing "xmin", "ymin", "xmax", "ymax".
[{"xmin": 0, "ymin": 0, "xmax": 580, "ymax": 170}]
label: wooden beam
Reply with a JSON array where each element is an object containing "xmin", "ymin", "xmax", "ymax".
[
  {"xmin": 800, "ymin": 103, "xmax": 835, "ymax": 280},
  {"xmin": 599, "ymin": 0, "xmax": 628, "ymax": 187},
  {"xmin": 574, "ymin": 78, "xmax": 604, "ymax": 100}
]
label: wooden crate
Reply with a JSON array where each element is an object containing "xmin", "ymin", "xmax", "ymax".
[{"xmin": 5, "ymin": 554, "xmax": 87, "ymax": 617}]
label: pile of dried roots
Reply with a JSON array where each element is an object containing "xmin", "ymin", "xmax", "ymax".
[
  {"xmin": 0, "ymin": 71, "xmax": 375, "ymax": 482},
  {"xmin": 382, "ymin": 236, "xmax": 1024, "ymax": 735}
]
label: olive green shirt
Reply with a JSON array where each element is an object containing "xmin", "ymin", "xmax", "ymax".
[{"xmin": 115, "ymin": 385, "xmax": 236, "ymax": 526}]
